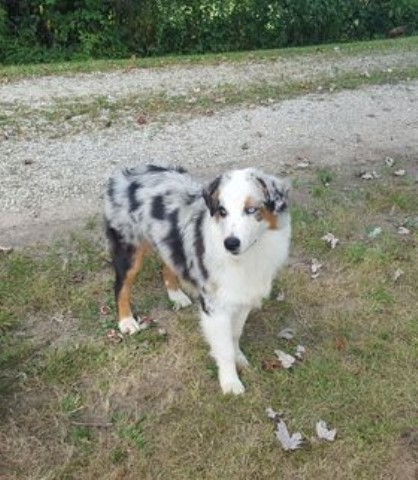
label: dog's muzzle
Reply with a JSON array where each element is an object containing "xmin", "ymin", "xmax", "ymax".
[{"xmin": 224, "ymin": 236, "xmax": 241, "ymax": 254}]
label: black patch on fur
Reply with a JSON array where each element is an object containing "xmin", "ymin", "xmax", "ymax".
[
  {"xmin": 199, "ymin": 295, "xmax": 209, "ymax": 315},
  {"xmin": 105, "ymin": 221, "xmax": 135, "ymax": 307},
  {"xmin": 122, "ymin": 167, "xmax": 135, "ymax": 177},
  {"xmin": 107, "ymin": 178, "xmax": 115, "ymax": 201},
  {"xmin": 128, "ymin": 181, "xmax": 142, "ymax": 212},
  {"xmin": 186, "ymin": 194, "xmax": 199, "ymax": 205},
  {"xmin": 151, "ymin": 195, "xmax": 166, "ymax": 220},
  {"xmin": 164, "ymin": 210, "xmax": 195, "ymax": 285},
  {"xmin": 194, "ymin": 210, "xmax": 209, "ymax": 280},
  {"xmin": 256, "ymin": 176, "xmax": 286, "ymax": 213},
  {"xmin": 203, "ymin": 176, "xmax": 221, "ymax": 216},
  {"xmin": 147, "ymin": 164, "xmax": 187, "ymax": 174},
  {"xmin": 146, "ymin": 165, "xmax": 168, "ymax": 173}
]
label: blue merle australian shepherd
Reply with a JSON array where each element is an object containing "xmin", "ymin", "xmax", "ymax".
[{"xmin": 105, "ymin": 165, "xmax": 291, "ymax": 394}]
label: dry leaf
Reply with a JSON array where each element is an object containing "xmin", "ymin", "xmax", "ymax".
[
  {"xmin": 394, "ymin": 169, "xmax": 406, "ymax": 177},
  {"xmin": 295, "ymin": 345, "xmax": 306, "ymax": 360},
  {"xmin": 316, "ymin": 420, "xmax": 337, "ymax": 441},
  {"xmin": 261, "ymin": 358, "xmax": 282, "ymax": 372},
  {"xmin": 276, "ymin": 291, "xmax": 286, "ymax": 302},
  {"xmin": 311, "ymin": 258, "xmax": 323, "ymax": 279},
  {"xmin": 274, "ymin": 349, "xmax": 296, "ymax": 369},
  {"xmin": 100, "ymin": 305, "xmax": 110, "ymax": 315},
  {"xmin": 0, "ymin": 245, "xmax": 13, "ymax": 254},
  {"xmin": 334, "ymin": 337, "xmax": 346, "ymax": 352},
  {"xmin": 266, "ymin": 407, "xmax": 284, "ymax": 421},
  {"xmin": 137, "ymin": 316, "xmax": 156, "ymax": 331},
  {"xmin": 296, "ymin": 161, "xmax": 310, "ymax": 169},
  {"xmin": 385, "ymin": 156, "xmax": 395, "ymax": 167},
  {"xmin": 136, "ymin": 115, "xmax": 147, "ymax": 125},
  {"xmin": 322, "ymin": 232, "xmax": 339, "ymax": 249},
  {"xmin": 107, "ymin": 329, "xmax": 123, "ymax": 343},
  {"xmin": 397, "ymin": 226, "xmax": 410, "ymax": 235},
  {"xmin": 361, "ymin": 171, "xmax": 379, "ymax": 180},
  {"xmin": 275, "ymin": 419, "xmax": 303, "ymax": 451},
  {"xmin": 278, "ymin": 327, "xmax": 295, "ymax": 340},
  {"xmin": 368, "ymin": 226, "xmax": 382, "ymax": 238},
  {"xmin": 392, "ymin": 268, "xmax": 404, "ymax": 282}
]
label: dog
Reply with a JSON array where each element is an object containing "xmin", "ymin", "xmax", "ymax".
[{"xmin": 105, "ymin": 164, "xmax": 291, "ymax": 394}]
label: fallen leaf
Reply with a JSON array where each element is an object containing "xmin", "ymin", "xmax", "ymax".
[
  {"xmin": 276, "ymin": 291, "xmax": 286, "ymax": 302},
  {"xmin": 275, "ymin": 419, "xmax": 303, "ymax": 451},
  {"xmin": 261, "ymin": 358, "xmax": 282, "ymax": 372},
  {"xmin": 394, "ymin": 169, "xmax": 406, "ymax": 177},
  {"xmin": 0, "ymin": 245, "xmax": 13, "ymax": 254},
  {"xmin": 361, "ymin": 171, "xmax": 379, "ymax": 180},
  {"xmin": 274, "ymin": 349, "xmax": 296, "ymax": 369},
  {"xmin": 316, "ymin": 420, "xmax": 337, "ymax": 441},
  {"xmin": 266, "ymin": 407, "xmax": 284, "ymax": 421},
  {"xmin": 100, "ymin": 305, "xmax": 110, "ymax": 315},
  {"xmin": 397, "ymin": 226, "xmax": 410, "ymax": 235},
  {"xmin": 157, "ymin": 327, "xmax": 167, "ymax": 336},
  {"xmin": 368, "ymin": 226, "xmax": 382, "ymax": 238},
  {"xmin": 136, "ymin": 115, "xmax": 148, "ymax": 125},
  {"xmin": 137, "ymin": 315, "xmax": 156, "ymax": 330},
  {"xmin": 311, "ymin": 258, "xmax": 323, "ymax": 278},
  {"xmin": 392, "ymin": 268, "xmax": 404, "ymax": 282},
  {"xmin": 107, "ymin": 329, "xmax": 123, "ymax": 343},
  {"xmin": 296, "ymin": 160, "xmax": 310, "ymax": 169},
  {"xmin": 385, "ymin": 156, "xmax": 395, "ymax": 167},
  {"xmin": 295, "ymin": 345, "xmax": 306, "ymax": 360},
  {"xmin": 322, "ymin": 232, "xmax": 339, "ymax": 249},
  {"xmin": 334, "ymin": 337, "xmax": 346, "ymax": 352},
  {"xmin": 278, "ymin": 327, "xmax": 295, "ymax": 340}
]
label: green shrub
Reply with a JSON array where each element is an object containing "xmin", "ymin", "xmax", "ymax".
[{"xmin": 0, "ymin": 0, "xmax": 417, "ymax": 64}]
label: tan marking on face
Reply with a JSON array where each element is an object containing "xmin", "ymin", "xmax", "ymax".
[{"xmin": 260, "ymin": 206, "xmax": 279, "ymax": 230}]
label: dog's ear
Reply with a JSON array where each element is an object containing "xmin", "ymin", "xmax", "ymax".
[
  {"xmin": 203, "ymin": 176, "xmax": 222, "ymax": 216},
  {"xmin": 255, "ymin": 172, "xmax": 290, "ymax": 214}
]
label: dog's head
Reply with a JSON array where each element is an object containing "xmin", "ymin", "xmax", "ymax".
[{"xmin": 203, "ymin": 168, "xmax": 290, "ymax": 255}]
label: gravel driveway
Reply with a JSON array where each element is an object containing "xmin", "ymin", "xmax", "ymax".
[{"xmin": 1, "ymin": 50, "xmax": 418, "ymax": 246}]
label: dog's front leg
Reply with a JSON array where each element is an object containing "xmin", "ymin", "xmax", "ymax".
[
  {"xmin": 200, "ymin": 309, "xmax": 245, "ymax": 395},
  {"xmin": 232, "ymin": 307, "xmax": 251, "ymax": 370}
]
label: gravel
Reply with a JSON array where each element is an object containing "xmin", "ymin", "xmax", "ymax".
[{"xmin": 1, "ymin": 51, "xmax": 417, "ymax": 246}]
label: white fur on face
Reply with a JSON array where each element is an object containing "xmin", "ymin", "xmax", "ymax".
[{"xmin": 216, "ymin": 170, "xmax": 269, "ymax": 255}]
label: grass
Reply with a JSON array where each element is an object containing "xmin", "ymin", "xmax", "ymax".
[
  {"xmin": 1, "ymin": 35, "xmax": 418, "ymax": 81},
  {"xmin": 0, "ymin": 164, "xmax": 417, "ymax": 479}
]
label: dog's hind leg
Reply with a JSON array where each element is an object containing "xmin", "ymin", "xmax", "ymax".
[
  {"xmin": 106, "ymin": 224, "xmax": 147, "ymax": 335},
  {"xmin": 162, "ymin": 264, "xmax": 192, "ymax": 310}
]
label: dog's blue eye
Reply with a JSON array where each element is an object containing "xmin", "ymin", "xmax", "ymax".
[
  {"xmin": 245, "ymin": 207, "xmax": 258, "ymax": 215},
  {"xmin": 218, "ymin": 206, "xmax": 227, "ymax": 217}
]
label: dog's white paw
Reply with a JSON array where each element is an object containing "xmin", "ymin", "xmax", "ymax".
[
  {"xmin": 119, "ymin": 317, "xmax": 141, "ymax": 335},
  {"xmin": 220, "ymin": 377, "xmax": 245, "ymax": 395},
  {"xmin": 168, "ymin": 289, "xmax": 192, "ymax": 310},
  {"xmin": 235, "ymin": 350, "xmax": 250, "ymax": 370}
]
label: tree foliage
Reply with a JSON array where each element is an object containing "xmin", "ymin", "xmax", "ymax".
[{"xmin": 0, "ymin": 0, "xmax": 417, "ymax": 64}]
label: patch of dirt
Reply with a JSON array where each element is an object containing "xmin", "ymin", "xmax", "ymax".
[{"xmin": 388, "ymin": 429, "xmax": 418, "ymax": 480}]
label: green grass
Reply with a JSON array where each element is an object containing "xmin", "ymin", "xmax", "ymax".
[
  {"xmin": 1, "ymin": 35, "xmax": 418, "ymax": 81},
  {"xmin": 0, "ymin": 166, "xmax": 417, "ymax": 478}
]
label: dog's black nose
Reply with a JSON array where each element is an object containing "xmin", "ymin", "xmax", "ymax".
[{"xmin": 224, "ymin": 236, "xmax": 241, "ymax": 253}]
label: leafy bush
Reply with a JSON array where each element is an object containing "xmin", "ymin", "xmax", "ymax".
[{"xmin": 0, "ymin": 0, "xmax": 417, "ymax": 64}]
